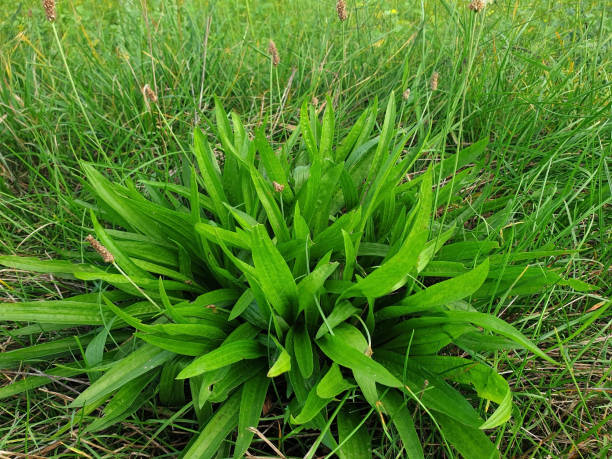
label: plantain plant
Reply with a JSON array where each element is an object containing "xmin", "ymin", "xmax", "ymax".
[{"xmin": 1, "ymin": 96, "xmax": 587, "ymax": 457}]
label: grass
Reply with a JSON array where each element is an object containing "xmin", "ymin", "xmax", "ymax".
[{"xmin": 0, "ymin": 0, "xmax": 610, "ymax": 457}]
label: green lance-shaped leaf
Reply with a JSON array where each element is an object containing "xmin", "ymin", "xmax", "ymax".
[
  {"xmin": 136, "ymin": 333, "xmax": 213, "ymax": 356},
  {"xmin": 0, "ymin": 255, "xmax": 100, "ymax": 276},
  {"xmin": 184, "ymin": 389, "xmax": 242, "ymax": 459},
  {"xmin": 70, "ymin": 344, "xmax": 174, "ymax": 407},
  {"xmin": 255, "ymin": 128, "xmax": 293, "ymax": 200},
  {"xmin": 193, "ymin": 128, "xmax": 230, "ymax": 227},
  {"xmin": 267, "ymin": 343, "xmax": 292, "ymax": 377},
  {"xmin": 229, "ymin": 289, "xmax": 255, "ymax": 321},
  {"xmin": 250, "ymin": 224, "xmax": 298, "ymax": 321},
  {"xmin": 318, "ymin": 334, "xmax": 401, "ymax": 388},
  {"xmin": 250, "ymin": 165, "xmax": 291, "ymax": 241},
  {"xmin": 341, "ymin": 169, "xmax": 431, "ymax": 299},
  {"xmin": 235, "ymin": 372, "xmax": 270, "ymax": 458},
  {"xmin": 300, "ymin": 99, "xmax": 318, "ymax": 161},
  {"xmin": 380, "ymin": 390, "xmax": 424, "ymax": 459},
  {"xmin": 337, "ymin": 407, "xmax": 372, "ymax": 459},
  {"xmin": 293, "ymin": 322, "xmax": 314, "ymax": 378},
  {"xmin": 362, "ymin": 93, "xmax": 396, "ymax": 198},
  {"xmin": 443, "ymin": 311, "xmax": 557, "ymax": 364},
  {"xmin": 0, "ymin": 300, "xmax": 109, "ymax": 325},
  {"xmin": 82, "ymin": 163, "xmax": 157, "ymax": 237},
  {"xmin": 292, "ymin": 383, "xmax": 332, "ymax": 425},
  {"xmin": 436, "ymin": 412, "xmax": 500, "ymax": 459},
  {"xmin": 315, "ymin": 301, "xmax": 359, "ymax": 340},
  {"xmin": 87, "ymin": 372, "xmax": 154, "ymax": 432},
  {"xmin": 410, "ymin": 355, "xmax": 512, "ymax": 429},
  {"xmin": 0, "ymin": 334, "xmax": 96, "ymax": 367},
  {"xmin": 341, "ymin": 226, "xmax": 428, "ymax": 299},
  {"xmin": 335, "ymin": 106, "xmax": 370, "ymax": 163},
  {"xmin": 377, "ymin": 257, "xmax": 490, "ymax": 319},
  {"xmin": 297, "ymin": 261, "xmax": 339, "ymax": 317},
  {"xmin": 177, "ymin": 340, "xmax": 264, "ymax": 379},
  {"xmin": 316, "ymin": 363, "xmax": 355, "ymax": 399},
  {"xmin": 195, "ymin": 222, "xmax": 251, "ymax": 250}
]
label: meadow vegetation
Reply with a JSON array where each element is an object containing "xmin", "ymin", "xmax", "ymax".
[{"xmin": 0, "ymin": 0, "xmax": 610, "ymax": 457}]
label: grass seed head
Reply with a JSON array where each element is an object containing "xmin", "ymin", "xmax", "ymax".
[
  {"xmin": 268, "ymin": 40, "xmax": 280, "ymax": 66},
  {"xmin": 214, "ymin": 148, "xmax": 225, "ymax": 167},
  {"xmin": 402, "ymin": 88, "xmax": 411, "ymax": 100},
  {"xmin": 142, "ymin": 84, "xmax": 158, "ymax": 107},
  {"xmin": 42, "ymin": 0, "xmax": 56, "ymax": 22},
  {"xmin": 430, "ymin": 71, "xmax": 439, "ymax": 91},
  {"xmin": 85, "ymin": 235, "xmax": 114, "ymax": 263},
  {"xmin": 469, "ymin": 0, "xmax": 487, "ymax": 12},
  {"xmin": 336, "ymin": 0, "xmax": 348, "ymax": 21}
]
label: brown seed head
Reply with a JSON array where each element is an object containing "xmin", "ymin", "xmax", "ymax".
[
  {"xmin": 336, "ymin": 0, "xmax": 348, "ymax": 21},
  {"xmin": 469, "ymin": 0, "xmax": 487, "ymax": 12},
  {"xmin": 430, "ymin": 71, "xmax": 439, "ymax": 91},
  {"xmin": 213, "ymin": 149, "xmax": 225, "ymax": 167},
  {"xmin": 142, "ymin": 84, "xmax": 158, "ymax": 106},
  {"xmin": 42, "ymin": 0, "xmax": 56, "ymax": 22},
  {"xmin": 402, "ymin": 88, "xmax": 411, "ymax": 100},
  {"xmin": 85, "ymin": 235, "xmax": 114, "ymax": 263},
  {"xmin": 273, "ymin": 181, "xmax": 285, "ymax": 193},
  {"xmin": 262, "ymin": 396, "xmax": 272, "ymax": 416},
  {"xmin": 268, "ymin": 40, "xmax": 280, "ymax": 66}
]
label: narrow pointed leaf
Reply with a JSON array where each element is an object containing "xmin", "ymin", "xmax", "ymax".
[
  {"xmin": 184, "ymin": 390, "xmax": 241, "ymax": 459},
  {"xmin": 250, "ymin": 224, "xmax": 297, "ymax": 320},
  {"xmin": 177, "ymin": 340, "xmax": 263, "ymax": 379},
  {"xmin": 235, "ymin": 372, "xmax": 270, "ymax": 458},
  {"xmin": 71, "ymin": 344, "xmax": 173, "ymax": 407},
  {"xmin": 377, "ymin": 258, "xmax": 490, "ymax": 319},
  {"xmin": 316, "ymin": 363, "xmax": 355, "ymax": 399},
  {"xmin": 318, "ymin": 335, "xmax": 401, "ymax": 387}
]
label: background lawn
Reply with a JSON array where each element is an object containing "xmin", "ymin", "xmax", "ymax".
[{"xmin": 0, "ymin": 0, "xmax": 610, "ymax": 457}]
